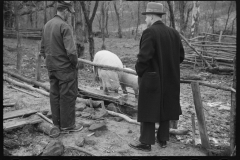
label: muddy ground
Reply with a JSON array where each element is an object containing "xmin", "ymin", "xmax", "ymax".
[{"xmin": 3, "ymin": 37, "xmax": 233, "ymax": 156}]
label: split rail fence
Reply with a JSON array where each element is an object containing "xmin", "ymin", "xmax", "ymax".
[
  {"xmin": 181, "ymin": 31, "xmax": 236, "ymax": 69},
  {"xmin": 3, "ymin": 28, "xmax": 42, "ymax": 40}
]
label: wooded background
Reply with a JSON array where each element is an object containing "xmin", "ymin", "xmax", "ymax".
[{"xmin": 3, "ymin": 1, "xmax": 236, "ymax": 61}]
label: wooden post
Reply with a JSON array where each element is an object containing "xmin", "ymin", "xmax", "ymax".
[
  {"xmin": 14, "ymin": 1, "xmax": 22, "ymax": 74},
  {"xmin": 218, "ymin": 30, "xmax": 223, "ymax": 42},
  {"xmin": 230, "ymin": 56, "xmax": 236, "ymax": 154},
  {"xmin": 35, "ymin": 43, "xmax": 41, "ymax": 81},
  {"xmin": 191, "ymin": 113, "xmax": 196, "ymax": 145},
  {"xmin": 191, "ymin": 82, "xmax": 210, "ymax": 149},
  {"xmin": 37, "ymin": 121, "xmax": 60, "ymax": 138}
]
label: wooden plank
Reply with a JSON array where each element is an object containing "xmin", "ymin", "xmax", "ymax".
[
  {"xmin": 3, "ymin": 115, "xmax": 43, "ymax": 131},
  {"xmin": 4, "ymin": 108, "xmax": 38, "ymax": 120},
  {"xmin": 78, "ymin": 84, "xmax": 137, "ymax": 109},
  {"xmin": 191, "ymin": 82, "xmax": 210, "ymax": 149}
]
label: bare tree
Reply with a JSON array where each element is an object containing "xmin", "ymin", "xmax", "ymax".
[
  {"xmin": 113, "ymin": 0, "xmax": 123, "ymax": 38},
  {"xmin": 179, "ymin": 1, "xmax": 193, "ymax": 36},
  {"xmin": 230, "ymin": 15, "xmax": 236, "ymax": 35},
  {"xmin": 83, "ymin": 1, "xmax": 91, "ymax": 43},
  {"xmin": 105, "ymin": 2, "xmax": 110, "ymax": 37},
  {"xmin": 35, "ymin": 5, "xmax": 38, "ymax": 28},
  {"xmin": 44, "ymin": 1, "xmax": 47, "ymax": 25},
  {"xmin": 223, "ymin": 1, "xmax": 233, "ymax": 33},
  {"xmin": 80, "ymin": 1, "xmax": 99, "ymax": 61},
  {"xmin": 135, "ymin": 1, "xmax": 140, "ymax": 40},
  {"xmin": 210, "ymin": 1, "xmax": 217, "ymax": 34},
  {"xmin": 101, "ymin": 1, "xmax": 106, "ymax": 50},
  {"xmin": 54, "ymin": 1, "xmax": 57, "ymax": 15},
  {"xmin": 14, "ymin": 1, "xmax": 22, "ymax": 73},
  {"xmin": 190, "ymin": 1, "xmax": 200, "ymax": 38},
  {"xmin": 167, "ymin": 1, "xmax": 175, "ymax": 29},
  {"xmin": 74, "ymin": 1, "xmax": 85, "ymax": 59}
]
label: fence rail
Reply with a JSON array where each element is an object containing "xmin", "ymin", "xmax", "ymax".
[
  {"xmin": 181, "ymin": 32, "xmax": 236, "ymax": 69},
  {"xmin": 3, "ymin": 28, "xmax": 42, "ymax": 40}
]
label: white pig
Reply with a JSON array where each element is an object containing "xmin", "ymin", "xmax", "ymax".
[
  {"xmin": 93, "ymin": 50, "xmax": 123, "ymax": 95},
  {"xmin": 119, "ymin": 67, "xmax": 139, "ymax": 98}
]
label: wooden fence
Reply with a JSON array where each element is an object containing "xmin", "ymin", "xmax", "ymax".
[
  {"xmin": 3, "ymin": 28, "xmax": 42, "ymax": 40},
  {"xmin": 181, "ymin": 32, "xmax": 236, "ymax": 69}
]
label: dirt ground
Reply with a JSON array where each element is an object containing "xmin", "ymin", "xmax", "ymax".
[{"xmin": 3, "ymin": 37, "xmax": 233, "ymax": 156}]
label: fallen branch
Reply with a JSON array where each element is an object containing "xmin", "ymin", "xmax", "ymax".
[
  {"xmin": 8, "ymin": 85, "xmax": 40, "ymax": 98},
  {"xmin": 180, "ymin": 33, "xmax": 213, "ymax": 69},
  {"xmin": 5, "ymin": 76, "xmax": 105, "ymax": 110},
  {"xmin": 180, "ymin": 79, "xmax": 236, "ymax": 92},
  {"xmin": 106, "ymin": 110, "xmax": 189, "ymax": 135},
  {"xmin": 3, "ymin": 103, "xmax": 16, "ymax": 107},
  {"xmin": 3, "ymin": 68, "xmax": 50, "ymax": 92},
  {"xmin": 4, "ymin": 76, "xmax": 50, "ymax": 96},
  {"xmin": 36, "ymin": 112, "xmax": 53, "ymax": 124}
]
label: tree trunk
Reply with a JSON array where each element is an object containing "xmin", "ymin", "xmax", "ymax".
[
  {"xmin": 105, "ymin": 2, "xmax": 110, "ymax": 38},
  {"xmin": 223, "ymin": 1, "xmax": 233, "ymax": 33},
  {"xmin": 35, "ymin": 7, "xmax": 38, "ymax": 28},
  {"xmin": 210, "ymin": 2, "xmax": 217, "ymax": 34},
  {"xmin": 191, "ymin": 1, "xmax": 200, "ymax": 38},
  {"xmin": 113, "ymin": 1, "xmax": 122, "ymax": 38},
  {"xmin": 179, "ymin": 1, "xmax": 185, "ymax": 34},
  {"xmin": 74, "ymin": 1, "xmax": 85, "ymax": 59},
  {"xmin": 54, "ymin": 1, "xmax": 57, "ymax": 15},
  {"xmin": 230, "ymin": 16, "xmax": 236, "ymax": 35},
  {"xmin": 44, "ymin": 1, "xmax": 47, "ymax": 25},
  {"xmin": 167, "ymin": 1, "xmax": 175, "ymax": 29},
  {"xmin": 14, "ymin": 2, "xmax": 22, "ymax": 74},
  {"xmin": 80, "ymin": 1, "xmax": 99, "ymax": 61},
  {"xmin": 134, "ymin": 1, "xmax": 140, "ymax": 40},
  {"xmin": 101, "ymin": 2, "xmax": 106, "ymax": 50}
]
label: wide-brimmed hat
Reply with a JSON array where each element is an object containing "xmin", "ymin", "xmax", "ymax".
[
  {"xmin": 142, "ymin": 2, "xmax": 166, "ymax": 16},
  {"xmin": 57, "ymin": 1, "xmax": 75, "ymax": 13}
]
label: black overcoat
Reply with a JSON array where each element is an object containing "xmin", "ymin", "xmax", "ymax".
[{"xmin": 135, "ymin": 20, "xmax": 185, "ymax": 122}]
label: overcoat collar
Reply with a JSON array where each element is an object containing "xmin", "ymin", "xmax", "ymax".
[{"xmin": 152, "ymin": 20, "xmax": 164, "ymax": 26}]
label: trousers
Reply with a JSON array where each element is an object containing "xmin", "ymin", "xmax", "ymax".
[
  {"xmin": 48, "ymin": 69, "xmax": 78, "ymax": 129},
  {"xmin": 139, "ymin": 120, "xmax": 170, "ymax": 145}
]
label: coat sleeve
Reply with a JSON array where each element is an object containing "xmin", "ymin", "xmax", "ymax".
[
  {"xmin": 39, "ymin": 27, "xmax": 46, "ymax": 59},
  {"xmin": 176, "ymin": 31, "xmax": 185, "ymax": 64},
  {"xmin": 179, "ymin": 38, "xmax": 185, "ymax": 64},
  {"xmin": 61, "ymin": 24, "xmax": 78, "ymax": 68},
  {"xmin": 135, "ymin": 29, "xmax": 155, "ymax": 77}
]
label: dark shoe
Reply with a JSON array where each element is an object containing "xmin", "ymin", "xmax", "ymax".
[
  {"xmin": 156, "ymin": 139, "xmax": 167, "ymax": 148},
  {"xmin": 129, "ymin": 140, "xmax": 151, "ymax": 152},
  {"xmin": 61, "ymin": 124, "xmax": 83, "ymax": 132}
]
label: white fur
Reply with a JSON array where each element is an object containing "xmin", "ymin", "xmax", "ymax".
[
  {"xmin": 93, "ymin": 50, "xmax": 123, "ymax": 93},
  {"xmin": 119, "ymin": 67, "xmax": 139, "ymax": 98}
]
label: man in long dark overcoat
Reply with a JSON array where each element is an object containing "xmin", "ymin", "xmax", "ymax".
[{"xmin": 129, "ymin": 2, "xmax": 185, "ymax": 151}]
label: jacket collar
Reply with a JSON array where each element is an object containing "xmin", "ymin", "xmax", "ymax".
[
  {"xmin": 54, "ymin": 14, "xmax": 66, "ymax": 22},
  {"xmin": 152, "ymin": 20, "xmax": 164, "ymax": 26}
]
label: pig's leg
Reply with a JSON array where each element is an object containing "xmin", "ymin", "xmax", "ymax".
[
  {"xmin": 120, "ymin": 83, "xmax": 128, "ymax": 94},
  {"xmin": 102, "ymin": 80, "xmax": 109, "ymax": 95},
  {"xmin": 99, "ymin": 78, "xmax": 103, "ymax": 90}
]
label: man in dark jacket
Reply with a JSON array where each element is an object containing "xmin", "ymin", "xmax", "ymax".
[
  {"xmin": 40, "ymin": 1, "xmax": 82, "ymax": 132},
  {"xmin": 129, "ymin": 2, "xmax": 185, "ymax": 151}
]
